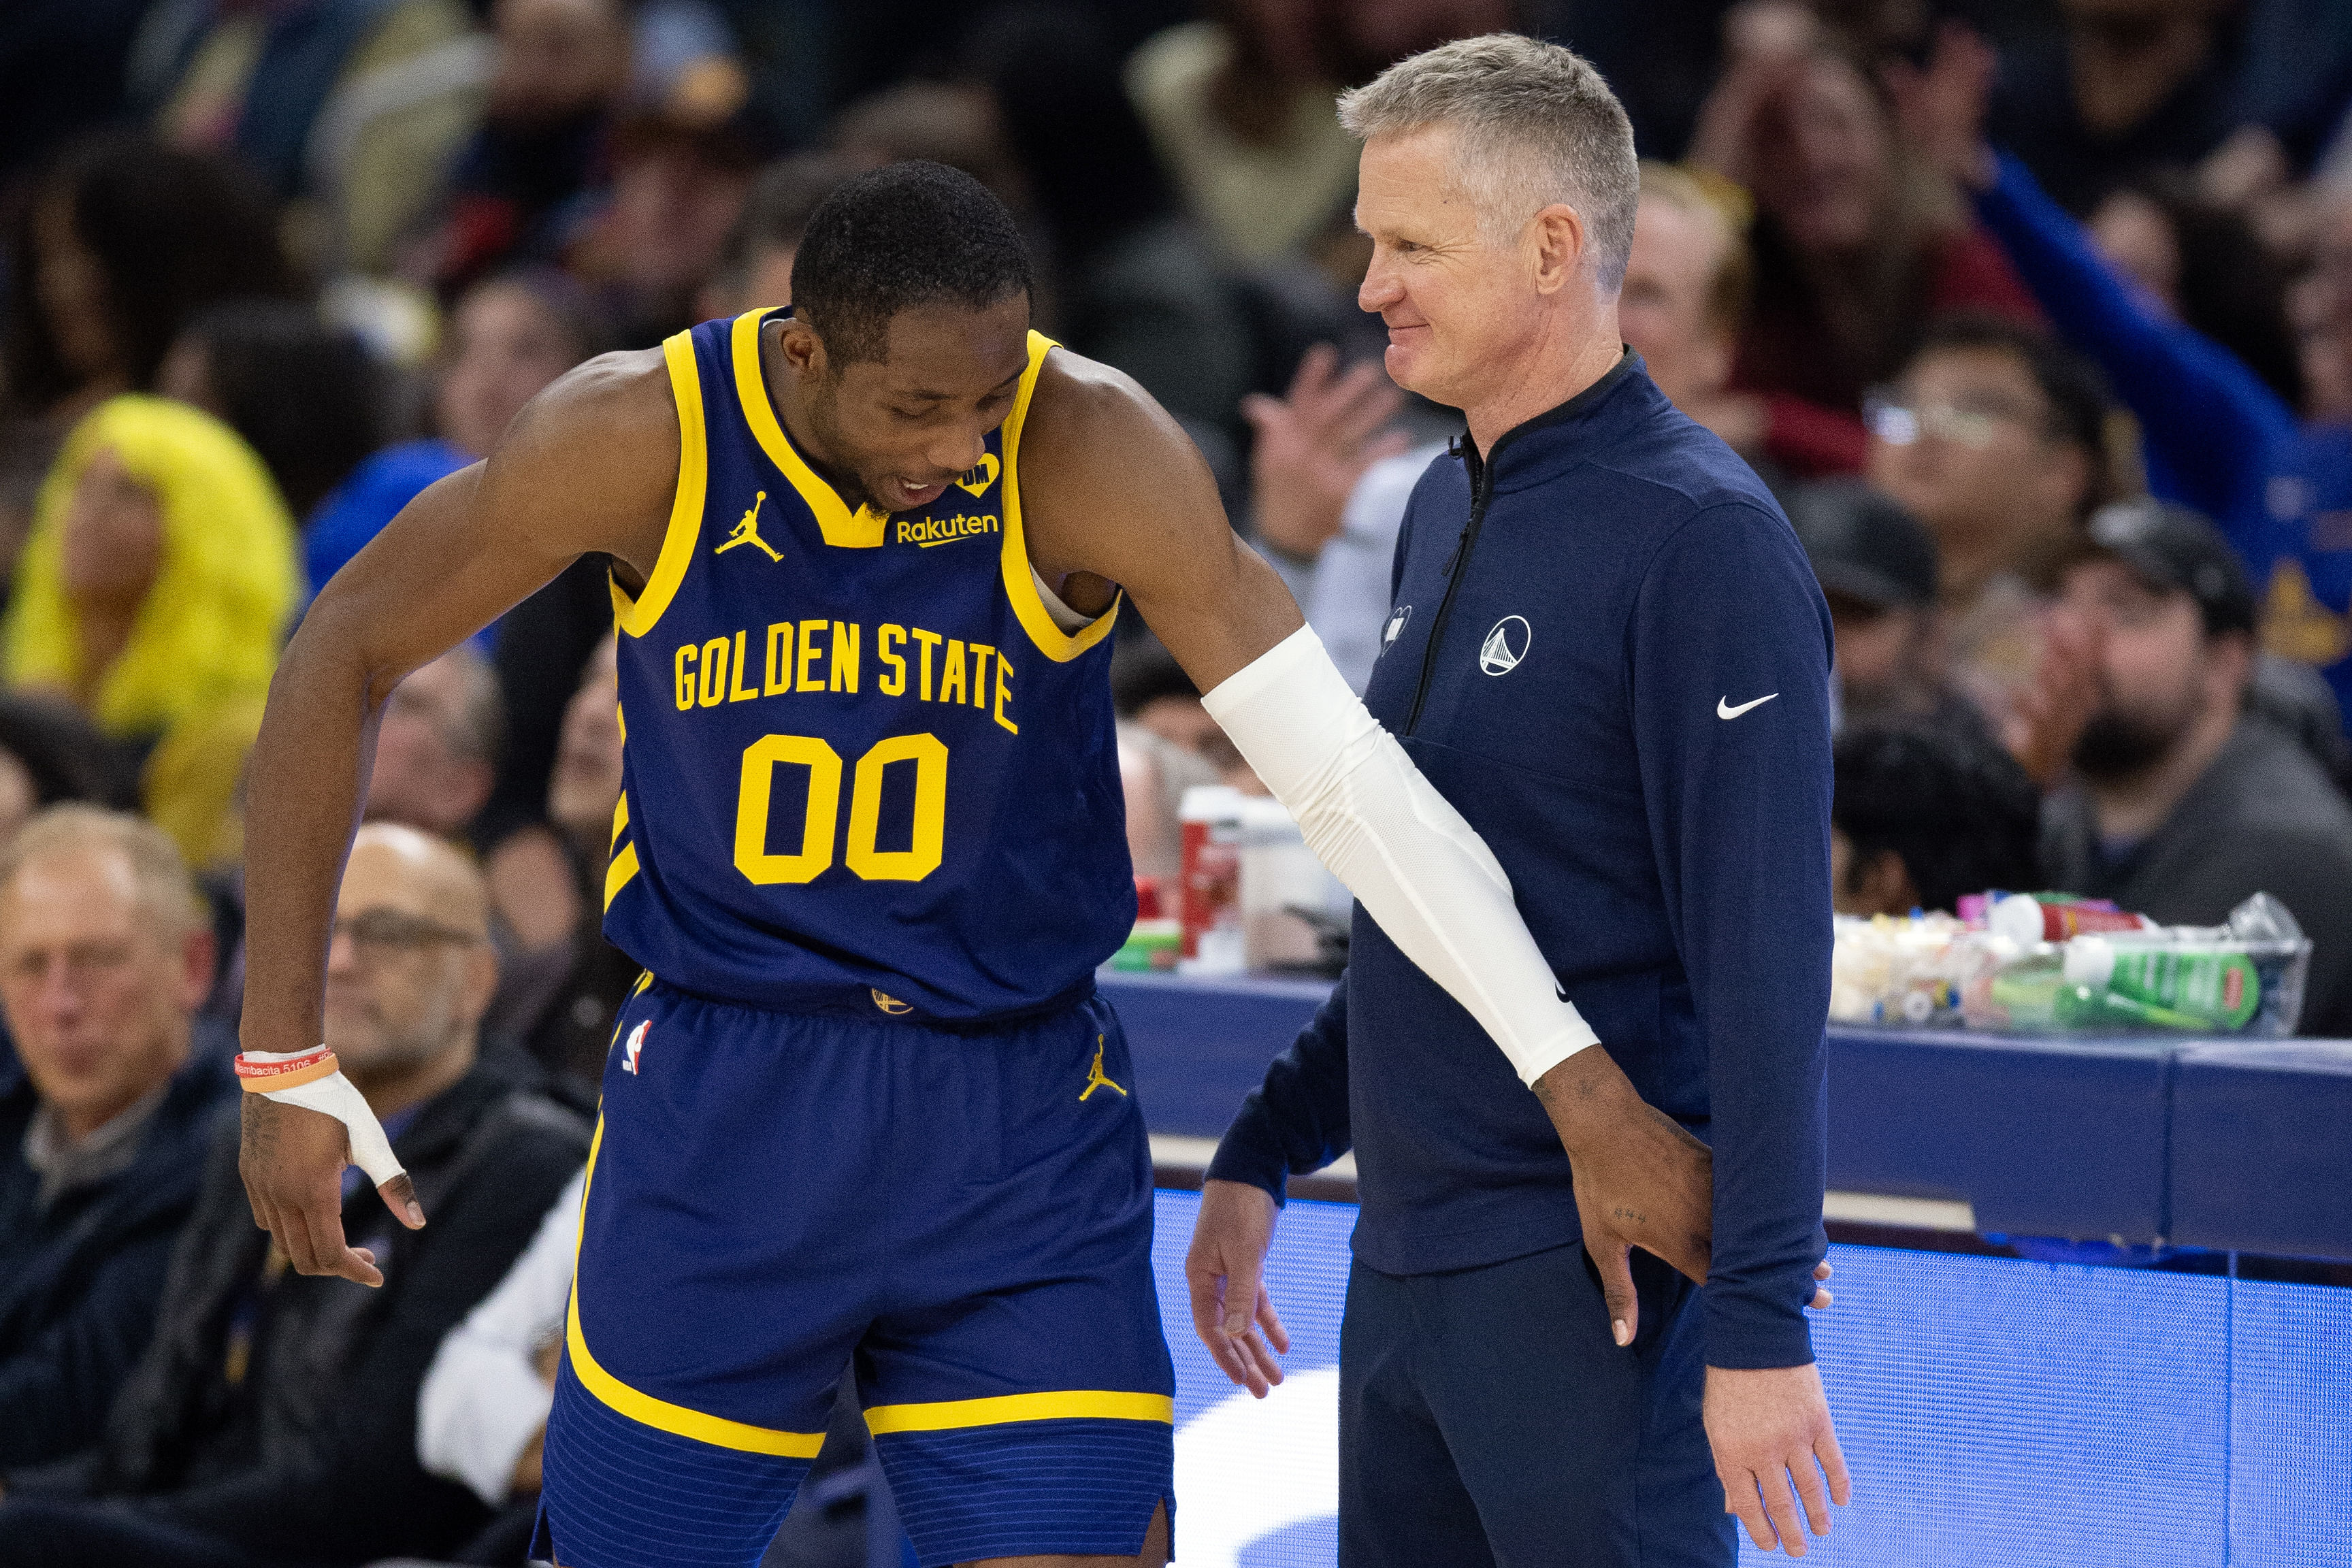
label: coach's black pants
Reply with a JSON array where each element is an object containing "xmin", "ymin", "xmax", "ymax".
[{"xmin": 1339, "ymin": 1242, "xmax": 1735, "ymax": 1568}]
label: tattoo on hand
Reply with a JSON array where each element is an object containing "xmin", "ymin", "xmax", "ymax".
[{"xmin": 1613, "ymin": 1207, "xmax": 1645, "ymax": 1224}]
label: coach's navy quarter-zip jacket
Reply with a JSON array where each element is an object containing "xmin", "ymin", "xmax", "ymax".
[{"xmin": 1210, "ymin": 351, "xmax": 1834, "ymax": 1369}]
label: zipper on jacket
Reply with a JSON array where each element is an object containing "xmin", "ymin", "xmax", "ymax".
[{"xmin": 1405, "ymin": 440, "xmax": 1496, "ymax": 734}]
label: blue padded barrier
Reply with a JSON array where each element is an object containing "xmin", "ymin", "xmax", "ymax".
[
  {"xmin": 1105, "ymin": 971, "xmax": 2352, "ymax": 1260},
  {"xmin": 2170, "ymin": 1039, "xmax": 2352, "ymax": 1258}
]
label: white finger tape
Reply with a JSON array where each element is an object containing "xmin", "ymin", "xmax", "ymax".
[{"xmin": 265, "ymin": 1068, "xmax": 407, "ymax": 1186}]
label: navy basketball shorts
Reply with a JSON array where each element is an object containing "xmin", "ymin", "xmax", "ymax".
[{"xmin": 534, "ymin": 981, "xmax": 1175, "ymax": 1568}]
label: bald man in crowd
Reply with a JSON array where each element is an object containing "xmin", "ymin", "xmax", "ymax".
[{"xmin": 0, "ymin": 826, "xmax": 588, "ymax": 1568}]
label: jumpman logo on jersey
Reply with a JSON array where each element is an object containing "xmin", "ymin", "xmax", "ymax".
[
  {"xmin": 715, "ymin": 491, "xmax": 781, "ymax": 561},
  {"xmin": 1079, "ymin": 1035, "xmax": 1127, "ymax": 1100}
]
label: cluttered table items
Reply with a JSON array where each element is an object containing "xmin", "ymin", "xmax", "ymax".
[
  {"xmin": 1117, "ymin": 797, "xmax": 2352, "ymax": 1258},
  {"xmin": 1105, "ymin": 964, "xmax": 2352, "ymax": 1264}
]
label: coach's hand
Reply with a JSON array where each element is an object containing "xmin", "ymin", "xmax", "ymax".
[
  {"xmin": 1535, "ymin": 1048, "xmax": 1712, "ymax": 1346},
  {"xmin": 1705, "ymin": 1362, "xmax": 1852, "ymax": 1556},
  {"xmin": 1185, "ymin": 1179, "xmax": 1292, "ymax": 1397},
  {"xmin": 239, "ymin": 1094, "xmax": 424, "ymax": 1288}
]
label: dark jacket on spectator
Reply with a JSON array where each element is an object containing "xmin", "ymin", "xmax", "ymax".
[
  {"xmin": 2042, "ymin": 717, "xmax": 2352, "ymax": 1036},
  {"xmin": 0, "ymin": 1030, "xmax": 236, "ymax": 1468},
  {"xmin": 5, "ymin": 1046, "xmax": 589, "ymax": 1565}
]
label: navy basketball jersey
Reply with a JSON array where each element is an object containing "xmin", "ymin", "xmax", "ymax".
[{"xmin": 602, "ymin": 310, "xmax": 1134, "ymax": 1020}]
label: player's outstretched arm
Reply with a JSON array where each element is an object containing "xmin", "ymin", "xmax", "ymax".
[
  {"xmin": 1019, "ymin": 355, "xmax": 1710, "ymax": 1344},
  {"xmin": 240, "ymin": 350, "xmax": 680, "ymax": 1286}
]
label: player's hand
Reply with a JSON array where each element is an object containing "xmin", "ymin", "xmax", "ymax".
[
  {"xmin": 1241, "ymin": 343, "xmax": 1409, "ymax": 563},
  {"xmin": 1184, "ymin": 1178, "xmax": 1292, "ymax": 1397},
  {"xmin": 1704, "ymin": 1362, "xmax": 1852, "ymax": 1556},
  {"xmin": 238, "ymin": 1092, "xmax": 424, "ymax": 1288},
  {"xmin": 1535, "ymin": 1047, "xmax": 1712, "ymax": 1347},
  {"xmin": 1810, "ymin": 1260, "xmax": 1833, "ymax": 1310}
]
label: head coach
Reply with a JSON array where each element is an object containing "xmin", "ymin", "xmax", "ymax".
[{"xmin": 1184, "ymin": 34, "xmax": 1850, "ymax": 1565}]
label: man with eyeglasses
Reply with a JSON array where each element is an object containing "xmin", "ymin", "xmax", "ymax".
[
  {"xmin": 1863, "ymin": 314, "xmax": 2112, "ymax": 744},
  {"xmin": 0, "ymin": 824, "xmax": 589, "ymax": 1568},
  {"xmin": 0, "ymin": 806, "xmax": 231, "ymax": 1471}
]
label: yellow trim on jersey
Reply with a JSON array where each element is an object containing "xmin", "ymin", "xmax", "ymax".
[
  {"xmin": 732, "ymin": 310, "xmax": 888, "ymax": 549},
  {"xmin": 611, "ymin": 331, "xmax": 710, "ymax": 637},
  {"xmin": 603, "ymin": 841, "xmax": 640, "ymax": 909},
  {"xmin": 564, "ymin": 1118, "xmax": 826, "ymax": 1458},
  {"xmin": 999, "ymin": 332, "xmax": 1120, "ymax": 661},
  {"xmin": 610, "ymin": 791, "xmax": 630, "ymax": 850},
  {"xmin": 864, "ymin": 1390, "xmax": 1175, "ymax": 1435}
]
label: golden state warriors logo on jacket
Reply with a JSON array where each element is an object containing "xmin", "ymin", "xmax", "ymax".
[{"xmin": 602, "ymin": 309, "xmax": 1134, "ymax": 1019}]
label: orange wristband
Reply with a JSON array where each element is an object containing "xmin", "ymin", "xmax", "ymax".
[{"xmin": 235, "ymin": 1047, "xmax": 340, "ymax": 1094}]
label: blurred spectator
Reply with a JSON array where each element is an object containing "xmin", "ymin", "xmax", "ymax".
[
  {"xmin": 365, "ymin": 647, "xmax": 504, "ymax": 843},
  {"xmin": 414, "ymin": 1166, "xmax": 584, "ymax": 1528},
  {"xmin": 157, "ymin": 299, "xmax": 384, "ymax": 521},
  {"xmin": 415, "ymin": 0, "xmax": 751, "ymax": 295},
  {"xmin": 480, "ymin": 637, "xmax": 644, "ymax": 1085},
  {"xmin": 0, "ymin": 695, "xmax": 140, "ymax": 838},
  {"xmin": 0, "ymin": 806, "xmax": 229, "ymax": 1469},
  {"xmin": 1785, "ymin": 476, "xmax": 1999, "ymax": 746},
  {"xmin": 1243, "ymin": 344, "xmax": 1411, "ymax": 575},
  {"xmin": 1619, "ymin": 161, "xmax": 1784, "ymax": 472},
  {"xmin": 1110, "ymin": 641, "xmax": 1226, "ymax": 879},
  {"xmin": 416, "ymin": 0, "xmax": 634, "ymax": 291},
  {"xmin": 1123, "ymin": 0, "xmax": 1363, "ymax": 264},
  {"xmin": 2085, "ymin": 172, "xmax": 2305, "ymax": 408},
  {"xmin": 0, "ymin": 825, "xmax": 589, "ymax": 1566},
  {"xmin": 2, "ymin": 395, "xmax": 299, "ymax": 869},
  {"xmin": 0, "ymin": 695, "xmax": 157, "ymax": 1102},
  {"xmin": 2301, "ymin": 186, "xmax": 2352, "ymax": 421},
  {"xmin": 1864, "ymin": 314, "xmax": 2114, "ymax": 736},
  {"xmin": 1690, "ymin": 31, "xmax": 2040, "ymax": 457},
  {"xmin": 2042, "ymin": 500, "xmax": 2352, "ymax": 1034},
  {"xmin": 0, "ymin": 0, "xmax": 153, "ymax": 189},
  {"xmin": 566, "ymin": 108, "xmax": 761, "ymax": 346},
  {"xmin": 306, "ymin": 267, "xmax": 600, "ymax": 592},
  {"xmin": 830, "ymin": 78, "xmax": 1024, "ymax": 201},
  {"xmin": 1987, "ymin": 0, "xmax": 2352, "ymax": 215},
  {"xmin": 1831, "ymin": 721, "xmax": 2042, "ymax": 915},
  {"xmin": 1904, "ymin": 35, "xmax": 2352, "ymax": 730},
  {"xmin": 696, "ymin": 151, "xmax": 862, "ymax": 318},
  {"xmin": 1115, "ymin": 640, "xmax": 1228, "ymax": 765},
  {"xmin": 3, "ymin": 135, "xmax": 297, "ymax": 429},
  {"xmin": 975, "ymin": 5, "xmax": 1254, "ymax": 438},
  {"xmin": 137, "ymin": 0, "xmax": 473, "ymax": 202}
]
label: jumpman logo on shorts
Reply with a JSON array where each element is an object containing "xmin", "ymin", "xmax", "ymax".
[
  {"xmin": 715, "ymin": 491, "xmax": 781, "ymax": 561},
  {"xmin": 1079, "ymin": 1036, "xmax": 1127, "ymax": 1100}
]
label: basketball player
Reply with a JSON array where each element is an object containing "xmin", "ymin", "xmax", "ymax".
[{"xmin": 234, "ymin": 162, "xmax": 1711, "ymax": 1567}]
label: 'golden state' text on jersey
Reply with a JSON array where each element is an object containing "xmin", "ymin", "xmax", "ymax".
[{"xmin": 602, "ymin": 310, "xmax": 1134, "ymax": 1019}]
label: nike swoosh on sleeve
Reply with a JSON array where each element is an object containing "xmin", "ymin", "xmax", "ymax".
[{"xmin": 1716, "ymin": 693, "xmax": 1779, "ymax": 719}]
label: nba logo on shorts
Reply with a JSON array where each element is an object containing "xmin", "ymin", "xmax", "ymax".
[
  {"xmin": 1382, "ymin": 604, "xmax": 1412, "ymax": 652},
  {"xmin": 622, "ymin": 1021, "xmax": 649, "ymax": 1075}
]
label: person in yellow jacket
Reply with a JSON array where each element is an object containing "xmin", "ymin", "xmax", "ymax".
[{"xmin": 3, "ymin": 395, "xmax": 300, "ymax": 868}]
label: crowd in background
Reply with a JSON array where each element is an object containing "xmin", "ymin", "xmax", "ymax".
[{"xmin": 4, "ymin": 0, "xmax": 2352, "ymax": 1563}]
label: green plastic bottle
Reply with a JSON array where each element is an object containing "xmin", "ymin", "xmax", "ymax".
[{"xmin": 2057, "ymin": 936, "xmax": 2261, "ymax": 1032}]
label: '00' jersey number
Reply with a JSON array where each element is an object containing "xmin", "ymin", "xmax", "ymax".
[{"xmin": 734, "ymin": 732, "xmax": 949, "ymax": 885}]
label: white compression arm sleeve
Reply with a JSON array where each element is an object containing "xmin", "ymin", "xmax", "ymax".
[
  {"xmin": 1202, "ymin": 625, "xmax": 1599, "ymax": 1085},
  {"xmin": 253, "ymin": 1060, "xmax": 406, "ymax": 1185}
]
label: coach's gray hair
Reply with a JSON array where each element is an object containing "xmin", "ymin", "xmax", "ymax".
[{"xmin": 1337, "ymin": 34, "xmax": 1639, "ymax": 287}]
